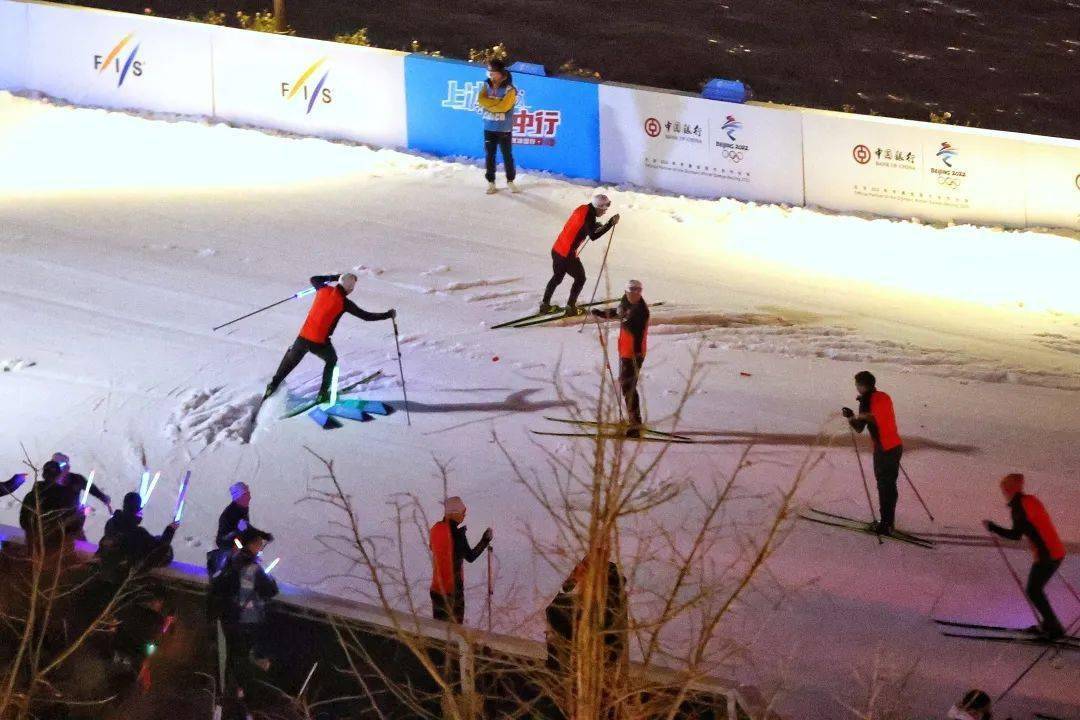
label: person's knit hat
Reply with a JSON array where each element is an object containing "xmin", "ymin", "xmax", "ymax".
[
  {"xmin": 230, "ymin": 481, "xmax": 250, "ymax": 501},
  {"xmin": 1001, "ymin": 473, "xmax": 1024, "ymax": 494},
  {"xmin": 443, "ymin": 496, "xmax": 467, "ymax": 516},
  {"xmin": 592, "ymin": 193, "xmax": 611, "ymax": 210},
  {"xmin": 238, "ymin": 525, "xmax": 274, "ymax": 546},
  {"xmin": 626, "ymin": 279, "xmax": 643, "ymax": 293}
]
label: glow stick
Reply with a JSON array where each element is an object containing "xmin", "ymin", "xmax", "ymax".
[
  {"xmin": 234, "ymin": 537, "xmax": 243, "ymax": 549},
  {"xmin": 144, "ymin": 471, "xmax": 161, "ymax": 502},
  {"xmin": 264, "ymin": 557, "xmax": 280, "ymax": 574},
  {"xmin": 327, "ymin": 365, "xmax": 340, "ymax": 406},
  {"xmin": 295, "ymin": 287, "xmax": 316, "ymax": 299},
  {"xmin": 139, "ymin": 471, "xmax": 149, "ymax": 498},
  {"xmin": 79, "ymin": 470, "xmax": 96, "ymax": 506},
  {"xmin": 172, "ymin": 470, "xmax": 191, "ymax": 522}
]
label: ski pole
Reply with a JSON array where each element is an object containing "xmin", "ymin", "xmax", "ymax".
[
  {"xmin": 578, "ymin": 225, "xmax": 617, "ymax": 334},
  {"xmin": 591, "ymin": 312, "xmax": 624, "ymax": 423},
  {"xmin": 848, "ymin": 427, "xmax": 882, "ymax": 544},
  {"xmin": 212, "ymin": 287, "xmax": 316, "ymax": 332},
  {"xmin": 899, "ymin": 463, "xmax": 935, "ymax": 522},
  {"xmin": 486, "ymin": 547, "xmax": 494, "ymax": 634},
  {"xmin": 988, "ymin": 533, "xmax": 1042, "ymax": 623},
  {"xmin": 391, "ymin": 317, "xmax": 411, "ymax": 426}
]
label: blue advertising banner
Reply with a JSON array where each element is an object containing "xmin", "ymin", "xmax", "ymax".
[{"xmin": 405, "ymin": 54, "xmax": 600, "ymax": 180}]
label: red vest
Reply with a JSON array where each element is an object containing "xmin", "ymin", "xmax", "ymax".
[
  {"xmin": 618, "ymin": 324, "xmax": 647, "ymax": 359},
  {"xmin": 869, "ymin": 391, "xmax": 902, "ymax": 451},
  {"xmin": 1021, "ymin": 495, "xmax": 1066, "ymax": 561},
  {"xmin": 553, "ymin": 205, "xmax": 590, "ymax": 258},
  {"xmin": 299, "ymin": 286, "xmax": 344, "ymax": 343},
  {"xmin": 429, "ymin": 520, "xmax": 455, "ymax": 594}
]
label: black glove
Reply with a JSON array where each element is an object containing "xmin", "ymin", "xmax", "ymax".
[
  {"xmin": 389, "ymin": 308, "xmax": 397, "ymax": 319},
  {"xmin": 841, "ymin": 407, "xmax": 854, "ymax": 419}
]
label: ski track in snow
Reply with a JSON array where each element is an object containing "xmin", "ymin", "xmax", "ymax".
[
  {"xmin": 166, "ymin": 387, "xmax": 261, "ymax": 448},
  {"xmin": 1, "ymin": 358, "xmax": 36, "ymax": 372},
  {"xmin": 657, "ymin": 321, "xmax": 1080, "ymax": 391}
]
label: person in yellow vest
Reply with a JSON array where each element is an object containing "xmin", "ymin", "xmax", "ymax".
[
  {"xmin": 591, "ymin": 279, "xmax": 649, "ymax": 437},
  {"xmin": 541, "ymin": 194, "xmax": 620, "ymax": 316},
  {"xmin": 477, "ymin": 59, "xmax": 519, "ymax": 194}
]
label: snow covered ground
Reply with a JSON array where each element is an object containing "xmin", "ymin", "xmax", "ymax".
[{"xmin": 1, "ymin": 92, "xmax": 1077, "ymax": 718}]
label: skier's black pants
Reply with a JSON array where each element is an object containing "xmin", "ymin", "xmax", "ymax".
[
  {"xmin": 542, "ymin": 251, "xmax": 586, "ymax": 307},
  {"xmin": 270, "ymin": 337, "xmax": 337, "ymax": 395},
  {"xmin": 484, "ymin": 130, "xmax": 516, "ymax": 183},
  {"xmin": 872, "ymin": 445, "xmax": 902, "ymax": 528},
  {"xmin": 619, "ymin": 357, "xmax": 644, "ymax": 427},
  {"xmin": 1028, "ymin": 559, "xmax": 1064, "ymax": 633},
  {"xmin": 430, "ymin": 589, "xmax": 465, "ymax": 624}
]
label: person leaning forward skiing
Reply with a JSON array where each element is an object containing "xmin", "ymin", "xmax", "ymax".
[
  {"xmin": 264, "ymin": 273, "xmax": 395, "ymax": 403},
  {"xmin": 984, "ymin": 473, "xmax": 1066, "ymax": 639},
  {"xmin": 592, "ymin": 279, "xmax": 649, "ymax": 437},
  {"xmin": 541, "ymin": 194, "xmax": 619, "ymax": 317}
]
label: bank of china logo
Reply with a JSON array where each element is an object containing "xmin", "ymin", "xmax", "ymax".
[
  {"xmin": 721, "ymin": 115, "xmax": 742, "ymax": 142},
  {"xmin": 281, "ymin": 58, "xmax": 332, "ymax": 114},
  {"xmin": 936, "ymin": 141, "xmax": 959, "ymax": 168},
  {"xmin": 93, "ymin": 33, "xmax": 142, "ymax": 87}
]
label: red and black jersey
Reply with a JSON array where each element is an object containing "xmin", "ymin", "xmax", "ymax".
[
  {"xmin": 988, "ymin": 492, "xmax": 1066, "ymax": 562},
  {"xmin": 596, "ymin": 295, "xmax": 650, "ymax": 359},
  {"xmin": 297, "ymin": 275, "xmax": 392, "ymax": 344},
  {"xmin": 853, "ymin": 390, "xmax": 902, "ymax": 452},
  {"xmin": 553, "ymin": 204, "xmax": 614, "ymax": 258},
  {"xmin": 429, "ymin": 518, "xmax": 491, "ymax": 595}
]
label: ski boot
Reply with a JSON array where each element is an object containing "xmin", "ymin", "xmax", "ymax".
[
  {"xmin": 563, "ymin": 304, "xmax": 586, "ymax": 317},
  {"xmin": 868, "ymin": 520, "xmax": 893, "ymax": 536},
  {"xmin": 539, "ymin": 302, "xmax": 556, "ymax": 315},
  {"xmin": 262, "ymin": 383, "xmax": 277, "ymax": 401},
  {"xmin": 486, "ymin": 182, "xmax": 497, "ymax": 195},
  {"xmin": 625, "ymin": 426, "xmax": 643, "ymax": 439},
  {"xmin": 508, "ymin": 181, "xmax": 521, "ymax": 194}
]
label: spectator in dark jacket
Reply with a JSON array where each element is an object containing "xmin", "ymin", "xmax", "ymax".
[
  {"xmin": 544, "ymin": 551, "xmax": 628, "ymax": 674},
  {"xmin": 96, "ymin": 492, "xmax": 179, "ymax": 584},
  {"xmin": 209, "ymin": 526, "xmax": 278, "ymax": 718},
  {"xmin": 216, "ymin": 481, "xmax": 252, "ymax": 549},
  {"xmin": 20, "ymin": 454, "xmax": 112, "ymax": 550}
]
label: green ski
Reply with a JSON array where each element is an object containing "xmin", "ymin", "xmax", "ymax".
[{"xmin": 281, "ymin": 370, "xmax": 383, "ymax": 419}]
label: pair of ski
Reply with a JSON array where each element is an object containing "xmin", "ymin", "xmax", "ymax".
[
  {"xmin": 935, "ymin": 618, "xmax": 1080, "ymax": 652},
  {"xmin": 281, "ymin": 370, "xmax": 387, "ymax": 420},
  {"xmin": 493, "ymin": 300, "xmax": 667, "ymax": 330},
  {"xmin": 492, "ymin": 298, "xmax": 619, "ymax": 329},
  {"xmin": 533, "ymin": 416, "xmax": 695, "ymax": 444},
  {"xmin": 798, "ymin": 507, "xmax": 935, "ymax": 549}
]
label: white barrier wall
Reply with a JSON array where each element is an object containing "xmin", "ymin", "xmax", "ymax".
[
  {"xmin": 211, "ymin": 28, "xmax": 408, "ymax": 148},
  {"xmin": 600, "ymin": 84, "xmax": 804, "ymax": 206},
  {"xmin": 801, "ymin": 110, "xmax": 1031, "ymax": 227},
  {"xmin": 23, "ymin": 2, "xmax": 213, "ymax": 115},
  {"xmin": 0, "ymin": 0, "xmax": 29, "ymax": 91},
  {"xmin": 1023, "ymin": 137, "xmax": 1080, "ymax": 231}
]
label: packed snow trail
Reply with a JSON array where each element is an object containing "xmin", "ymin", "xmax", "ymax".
[{"xmin": 1, "ymin": 93, "xmax": 1078, "ymax": 719}]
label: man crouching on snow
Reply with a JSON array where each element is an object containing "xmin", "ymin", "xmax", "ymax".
[{"xmin": 264, "ymin": 273, "xmax": 395, "ymax": 403}]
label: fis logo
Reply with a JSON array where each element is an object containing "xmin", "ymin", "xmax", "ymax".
[
  {"xmin": 280, "ymin": 58, "xmax": 333, "ymax": 114},
  {"xmin": 93, "ymin": 33, "xmax": 143, "ymax": 87},
  {"xmin": 721, "ymin": 115, "xmax": 742, "ymax": 142},
  {"xmin": 936, "ymin": 141, "xmax": 959, "ymax": 168}
]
